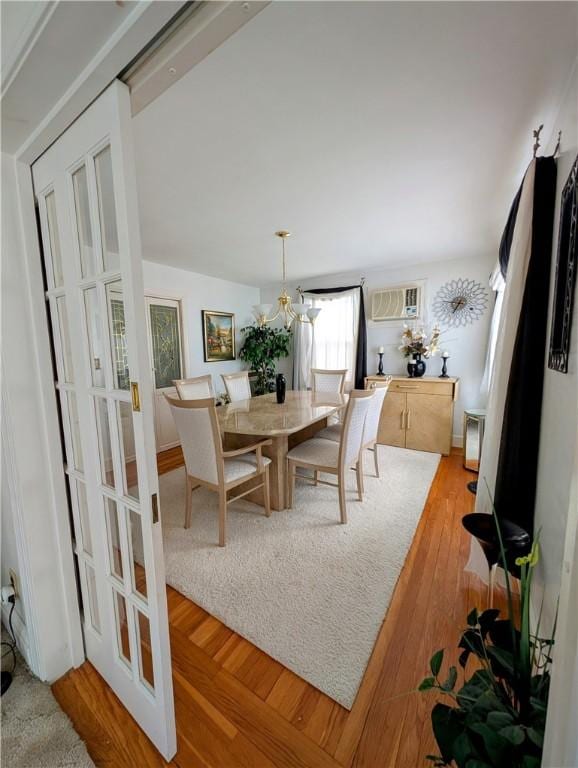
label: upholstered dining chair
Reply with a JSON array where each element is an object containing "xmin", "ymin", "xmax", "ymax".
[
  {"xmin": 165, "ymin": 395, "xmax": 271, "ymax": 546},
  {"xmin": 286, "ymin": 389, "xmax": 375, "ymax": 524},
  {"xmin": 311, "ymin": 368, "xmax": 348, "ymax": 394},
  {"xmin": 173, "ymin": 374, "xmax": 214, "ymax": 400},
  {"xmin": 221, "ymin": 371, "xmax": 252, "ymax": 402},
  {"xmin": 317, "ymin": 376, "xmax": 391, "ymax": 477}
]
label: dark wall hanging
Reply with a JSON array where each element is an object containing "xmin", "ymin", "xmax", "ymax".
[{"xmin": 548, "ymin": 153, "xmax": 578, "ymax": 374}]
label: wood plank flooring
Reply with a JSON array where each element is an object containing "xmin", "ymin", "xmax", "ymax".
[{"xmin": 53, "ymin": 449, "xmax": 510, "ymax": 767}]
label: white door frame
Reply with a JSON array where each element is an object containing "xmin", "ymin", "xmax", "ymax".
[
  {"xmin": 3, "ymin": 157, "xmax": 86, "ymax": 679},
  {"xmin": 542, "ymin": 422, "xmax": 578, "ymax": 767}
]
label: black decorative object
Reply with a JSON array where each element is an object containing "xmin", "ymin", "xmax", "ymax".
[
  {"xmin": 412, "ymin": 353, "xmax": 426, "ymax": 378},
  {"xmin": 548, "ymin": 154, "xmax": 577, "ymax": 374},
  {"xmin": 461, "ymin": 513, "xmax": 531, "ymax": 581},
  {"xmin": 440, "ymin": 352, "xmax": 449, "ymax": 378},
  {"xmin": 275, "ymin": 373, "xmax": 286, "ymax": 404},
  {"xmin": 377, "ymin": 351, "xmax": 384, "ymax": 376}
]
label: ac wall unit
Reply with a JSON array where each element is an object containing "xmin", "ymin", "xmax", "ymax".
[{"xmin": 371, "ymin": 285, "xmax": 421, "ymax": 321}]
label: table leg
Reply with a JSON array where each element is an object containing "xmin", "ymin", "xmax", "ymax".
[
  {"xmin": 266, "ymin": 435, "xmax": 288, "ymax": 511},
  {"xmin": 222, "ymin": 420, "xmax": 327, "ymax": 511}
]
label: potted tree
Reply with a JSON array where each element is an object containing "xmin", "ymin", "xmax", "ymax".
[{"xmin": 239, "ymin": 324, "xmax": 292, "ymax": 395}]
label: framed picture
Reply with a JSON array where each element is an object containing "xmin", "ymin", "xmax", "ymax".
[{"xmin": 202, "ymin": 310, "xmax": 236, "ymax": 362}]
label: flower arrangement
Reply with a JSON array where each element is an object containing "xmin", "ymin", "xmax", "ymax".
[{"xmin": 400, "ymin": 324, "xmax": 441, "ymax": 358}]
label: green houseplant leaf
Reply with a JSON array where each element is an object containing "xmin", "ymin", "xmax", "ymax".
[
  {"xmin": 430, "ymin": 649, "xmax": 444, "ymax": 677},
  {"xmin": 416, "ymin": 484, "xmax": 555, "ymax": 768},
  {"xmin": 238, "ymin": 325, "xmax": 291, "ymax": 394}
]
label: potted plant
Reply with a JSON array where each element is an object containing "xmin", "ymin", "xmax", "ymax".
[
  {"xmin": 239, "ymin": 324, "xmax": 292, "ymax": 395},
  {"xmin": 399, "ymin": 324, "xmax": 440, "ymax": 377},
  {"xmin": 418, "ymin": 508, "xmax": 553, "ymax": 768}
]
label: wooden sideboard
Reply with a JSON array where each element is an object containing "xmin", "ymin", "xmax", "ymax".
[{"xmin": 365, "ymin": 375, "xmax": 459, "ymax": 456}]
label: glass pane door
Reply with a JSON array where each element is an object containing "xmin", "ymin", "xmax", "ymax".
[
  {"xmin": 32, "ymin": 80, "xmax": 175, "ymax": 760},
  {"xmin": 148, "ymin": 299, "xmax": 183, "ymax": 391}
]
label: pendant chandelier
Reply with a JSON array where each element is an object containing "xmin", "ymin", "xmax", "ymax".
[{"xmin": 252, "ymin": 231, "xmax": 322, "ymax": 329}]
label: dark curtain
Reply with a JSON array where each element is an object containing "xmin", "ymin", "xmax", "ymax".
[
  {"xmin": 499, "ymin": 182, "xmax": 523, "ymax": 278},
  {"xmin": 494, "ymin": 156, "xmax": 557, "ymax": 530},
  {"xmin": 303, "ymin": 285, "xmax": 367, "ymax": 389}
]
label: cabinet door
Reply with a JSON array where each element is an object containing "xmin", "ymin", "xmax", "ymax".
[
  {"xmin": 377, "ymin": 391, "xmax": 406, "ymax": 447},
  {"xmin": 405, "ymin": 393, "xmax": 452, "ymax": 455}
]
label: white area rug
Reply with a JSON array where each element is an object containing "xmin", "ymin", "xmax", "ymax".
[{"xmin": 159, "ymin": 445, "xmax": 440, "ymax": 708}]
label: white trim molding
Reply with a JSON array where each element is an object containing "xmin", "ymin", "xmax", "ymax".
[{"xmin": 542, "ymin": 430, "xmax": 578, "ymax": 767}]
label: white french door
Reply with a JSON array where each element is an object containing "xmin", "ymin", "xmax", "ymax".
[{"xmin": 32, "ymin": 81, "xmax": 176, "ymax": 759}]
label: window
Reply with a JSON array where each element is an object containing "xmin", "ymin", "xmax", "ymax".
[
  {"xmin": 303, "ymin": 289, "xmax": 359, "ymax": 387},
  {"xmin": 481, "ymin": 263, "xmax": 505, "ymax": 394}
]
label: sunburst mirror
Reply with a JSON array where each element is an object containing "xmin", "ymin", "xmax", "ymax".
[{"xmin": 433, "ymin": 278, "xmax": 488, "ymax": 328}]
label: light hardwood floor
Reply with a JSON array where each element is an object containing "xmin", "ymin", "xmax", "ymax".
[{"xmin": 53, "ymin": 448, "xmax": 507, "ymax": 767}]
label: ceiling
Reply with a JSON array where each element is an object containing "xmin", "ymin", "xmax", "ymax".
[
  {"xmin": 139, "ymin": 3, "xmax": 574, "ymax": 286},
  {"xmin": 1, "ymin": 0, "xmax": 184, "ymax": 156}
]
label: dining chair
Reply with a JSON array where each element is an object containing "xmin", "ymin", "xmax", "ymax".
[
  {"xmin": 221, "ymin": 371, "xmax": 252, "ymax": 402},
  {"xmin": 311, "ymin": 368, "xmax": 348, "ymax": 394},
  {"xmin": 165, "ymin": 395, "xmax": 271, "ymax": 546},
  {"xmin": 317, "ymin": 376, "xmax": 391, "ymax": 477},
  {"xmin": 173, "ymin": 374, "xmax": 214, "ymax": 400},
  {"xmin": 286, "ymin": 389, "xmax": 375, "ymax": 523}
]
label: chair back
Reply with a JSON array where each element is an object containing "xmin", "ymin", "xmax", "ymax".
[
  {"xmin": 165, "ymin": 395, "xmax": 221, "ymax": 485},
  {"xmin": 173, "ymin": 374, "xmax": 214, "ymax": 400},
  {"xmin": 364, "ymin": 377, "xmax": 391, "ymax": 444},
  {"xmin": 311, "ymin": 368, "xmax": 347, "ymax": 394},
  {"xmin": 222, "ymin": 371, "xmax": 251, "ymax": 402},
  {"xmin": 339, "ymin": 390, "xmax": 374, "ymax": 467}
]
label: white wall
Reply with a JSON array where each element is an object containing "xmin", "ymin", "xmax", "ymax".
[
  {"xmin": 1, "ymin": 408, "xmax": 27, "ymax": 653},
  {"xmin": 261, "ymin": 253, "xmax": 494, "ymax": 444},
  {"xmin": 533, "ymin": 58, "xmax": 578, "ymax": 634},
  {"xmin": 142, "ymin": 260, "xmax": 259, "ymax": 396}
]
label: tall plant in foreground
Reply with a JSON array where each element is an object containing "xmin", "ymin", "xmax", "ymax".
[
  {"xmin": 239, "ymin": 324, "xmax": 291, "ymax": 394},
  {"xmin": 419, "ymin": 498, "xmax": 554, "ymax": 767}
]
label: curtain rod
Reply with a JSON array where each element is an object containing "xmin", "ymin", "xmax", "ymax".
[{"xmin": 297, "ymin": 277, "xmax": 366, "ymax": 294}]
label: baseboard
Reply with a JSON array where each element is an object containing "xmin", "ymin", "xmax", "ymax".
[
  {"xmin": 452, "ymin": 434, "xmax": 463, "ymax": 448},
  {"xmin": 1, "ymin": 601, "xmax": 29, "ymax": 666}
]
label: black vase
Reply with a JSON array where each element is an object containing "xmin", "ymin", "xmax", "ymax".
[
  {"xmin": 275, "ymin": 373, "xmax": 286, "ymax": 404},
  {"xmin": 412, "ymin": 354, "xmax": 426, "ymax": 378}
]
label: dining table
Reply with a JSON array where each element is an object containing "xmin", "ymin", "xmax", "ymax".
[{"xmin": 217, "ymin": 390, "xmax": 348, "ymax": 510}]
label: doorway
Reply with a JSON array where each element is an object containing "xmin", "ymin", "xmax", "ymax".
[{"xmin": 145, "ymin": 296, "xmax": 185, "ymax": 453}]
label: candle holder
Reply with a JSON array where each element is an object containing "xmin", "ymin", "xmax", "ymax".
[
  {"xmin": 440, "ymin": 354, "xmax": 450, "ymax": 379},
  {"xmin": 377, "ymin": 352, "xmax": 385, "ymax": 376}
]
